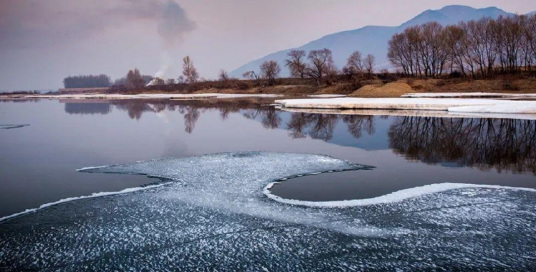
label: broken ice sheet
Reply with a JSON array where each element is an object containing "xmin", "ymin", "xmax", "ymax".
[{"xmin": 1, "ymin": 152, "xmax": 536, "ymax": 270}]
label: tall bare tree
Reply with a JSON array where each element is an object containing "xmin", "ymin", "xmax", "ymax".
[
  {"xmin": 305, "ymin": 48, "xmax": 335, "ymax": 84},
  {"xmin": 260, "ymin": 60, "xmax": 281, "ymax": 85},
  {"xmin": 343, "ymin": 51, "xmax": 363, "ymax": 76},
  {"xmin": 285, "ymin": 50, "xmax": 307, "ymax": 78},
  {"xmin": 182, "ymin": 56, "xmax": 199, "ymax": 83},
  {"xmin": 365, "ymin": 54, "xmax": 375, "ymax": 75},
  {"xmin": 218, "ymin": 70, "xmax": 229, "ymax": 81},
  {"xmin": 388, "ymin": 14, "xmax": 536, "ymax": 78}
]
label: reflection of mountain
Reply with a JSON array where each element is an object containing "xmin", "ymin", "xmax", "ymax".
[
  {"xmin": 389, "ymin": 117, "xmax": 536, "ymax": 174},
  {"xmin": 64, "ymin": 103, "xmax": 111, "ymax": 115}
]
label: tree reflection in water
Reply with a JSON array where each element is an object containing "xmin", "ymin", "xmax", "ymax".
[
  {"xmin": 389, "ymin": 117, "xmax": 536, "ymax": 174},
  {"xmin": 286, "ymin": 113, "xmax": 339, "ymax": 141},
  {"xmin": 69, "ymin": 99, "xmax": 536, "ymax": 175}
]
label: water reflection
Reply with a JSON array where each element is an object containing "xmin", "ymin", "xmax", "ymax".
[
  {"xmin": 60, "ymin": 99, "xmax": 536, "ymax": 175},
  {"xmin": 64, "ymin": 102, "xmax": 111, "ymax": 115},
  {"xmin": 389, "ymin": 117, "xmax": 536, "ymax": 174},
  {"xmin": 243, "ymin": 108, "xmax": 281, "ymax": 129}
]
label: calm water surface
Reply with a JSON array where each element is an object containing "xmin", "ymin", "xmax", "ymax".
[
  {"xmin": 1, "ymin": 98, "xmax": 536, "ymax": 270},
  {"xmin": 1, "ymin": 98, "xmax": 534, "ymax": 215}
]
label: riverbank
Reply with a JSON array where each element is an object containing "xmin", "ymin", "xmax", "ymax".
[{"xmin": 2, "ymin": 77, "xmax": 536, "ymax": 99}]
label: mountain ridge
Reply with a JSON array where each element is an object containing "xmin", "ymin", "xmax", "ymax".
[{"xmin": 230, "ymin": 5, "xmax": 528, "ymax": 77}]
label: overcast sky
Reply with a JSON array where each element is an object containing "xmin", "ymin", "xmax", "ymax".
[{"xmin": 1, "ymin": 0, "xmax": 535, "ymax": 91}]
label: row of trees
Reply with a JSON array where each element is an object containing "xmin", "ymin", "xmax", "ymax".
[
  {"xmin": 244, "ymin": 48, "xmax": 376, "ymax": 85},
  {"xmin": 388, "ymin": 14, "xmax": 536, "ymax": 78},
  {"xmin": 63, "ymin": 74, "xmax": 111, "ymax": 88}
]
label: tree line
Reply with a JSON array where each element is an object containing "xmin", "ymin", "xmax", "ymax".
[
  {"xmin": 63, "ymin": 74, "xmax": 111, "ymax": 88},
  {"xmin": 388, "ymin": 14, "xmax": 536, "ymax": 78},
  {"xmin": 243, "ymin": 48, "xmax": 376, "ymax": 86},
  {"xmin": 66, "ymin": 14, "xmax": 536, "ymax": 90}
]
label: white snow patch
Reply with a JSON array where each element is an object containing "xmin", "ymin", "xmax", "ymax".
[
  {"xmin": 448, "ymin": 103, "xmax": 536, "ymax": 114},
  {"xmin": 402, "ymin": 92, "xmax": 536, "ymax": 99},
  {"xmin": 275, "ymin": 97, "xmax": 536, "ymax": 115},
  {"xmin": 278, "ymin": 107, "xmax": 536, "ymax": 120}
]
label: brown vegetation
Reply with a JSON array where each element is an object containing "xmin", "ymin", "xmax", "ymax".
[{"xmin": 388, "ymin": 14, "xmax": 536, "ymax": 78}]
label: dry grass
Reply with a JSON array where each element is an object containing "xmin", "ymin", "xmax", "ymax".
[
  {"xmin": 97, "ymin": 76, "xmax": 536, "ymax": 97},
  {"xmin": 350, "ymin": 82, "xmax": 413, "ymax": 97},
  {"xmin": 347, "ymin": 78, "xmax": 536, "ymax": 97}
]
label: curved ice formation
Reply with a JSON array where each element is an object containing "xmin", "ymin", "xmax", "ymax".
[
  {"xmin": 264, "ymin": 182, "xmax": 536, "ymax": 208},
  {"xmin": 0, "ymin": 183, "xmax": 172, "ymax": 222},
  {"xmin": 76, "ymin": 152, "xmax": 380, "ymax": 236},
  {"xmin": 2, "ymin": 152, "xmax": 536, "ymax": 270}
]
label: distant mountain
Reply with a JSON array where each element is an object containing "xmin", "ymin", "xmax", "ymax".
[{"xmin": 230, "ymin": 5, "xmax": 521, "ymax": 77}]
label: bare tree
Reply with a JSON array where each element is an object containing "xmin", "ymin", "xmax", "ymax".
[
  {"xmin": 177, "ymin": 76, "xmax": 186, "ymax": 84},
  {"xmin": 218, "ymin": 70, "xmax": 229, "ymax": 81},
  {"xmin": 305, "ymin": 48, "xmax": 334, "ymax": 84},
  {"xmin": 343, "ymin": 51, "xmax": 363, "ymax": 76},
  {"xmin": 260, "ymin": 60, "xmax": 281, "ymax": 85},
  {"xmin": 365, "ymin": 54, "xmax": 375, "ymax": 75},
  {"xmin": 388, "ymin": 14, "xmax": 536, "ymax": 78},
  {"xmin": 182, "ymin": 56, "xmax": 199, "ymax": 83},
  {"xmin": 285, "ymin": 50, "xmax": 307, "ymax": 78},
  {"xmin": 166, "ymin": 78, "xmax": 175, "ymax": 85}
]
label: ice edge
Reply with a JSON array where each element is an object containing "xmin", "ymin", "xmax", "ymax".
[
  {"xmin": 263, "ymin": 182, "xmax": 536, "ymax": 208},
  {"xmin": 0, "ymin": 182, "xmax": 172, "ymax": 223}
]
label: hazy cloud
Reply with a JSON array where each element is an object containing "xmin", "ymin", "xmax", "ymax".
[{"xmin": 0, "ymin": 0, "xmax": 195, "ymax": 51}]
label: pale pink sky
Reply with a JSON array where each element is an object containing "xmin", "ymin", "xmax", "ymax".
[{"xmin": 1, "ymin": 0, "xmax": 535, "ymax": 90}]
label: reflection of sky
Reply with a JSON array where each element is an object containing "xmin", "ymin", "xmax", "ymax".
[{"xmin": 1, "ymin": 100, "xmax": 536, "ymax": 217}]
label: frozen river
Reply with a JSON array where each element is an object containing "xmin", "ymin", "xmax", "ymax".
[{"xmin": 1, "ymin": 98, "xmax": 535, "ymax": 270}]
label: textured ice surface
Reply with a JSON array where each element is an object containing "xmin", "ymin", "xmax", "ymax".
[{"xmin": 1, "ymin": 152, "xmax": 536, "ymax": 271}]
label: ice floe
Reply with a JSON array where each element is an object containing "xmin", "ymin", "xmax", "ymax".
[
  {"xmin": 277, "ymin": 107, "xmax": 536, "ymax": 120},
  {"xmin": 275, "ymin": 97, "xmax": 536, "ymax": 115}
]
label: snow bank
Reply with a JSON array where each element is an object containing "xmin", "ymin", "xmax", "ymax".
[
  {"xmin": 402, "ymin": 92, "xmax": 536, "ymax": 99},
  {"xmin": 278, "ymin": 107, "xmax": 536, "ymax": 120},
  {"xmin": 275, "ymin": 97, "xmax": 536, "ymax": 115}
]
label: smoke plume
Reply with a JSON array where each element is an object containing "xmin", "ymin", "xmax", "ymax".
[{"xmin": 153, "ymin": 0, "xmax": 196, "ymax": 80}]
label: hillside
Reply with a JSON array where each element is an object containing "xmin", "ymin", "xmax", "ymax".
[{"xmin": 230, "ymin": 5, "xmax": 516, "ymax": 78}]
